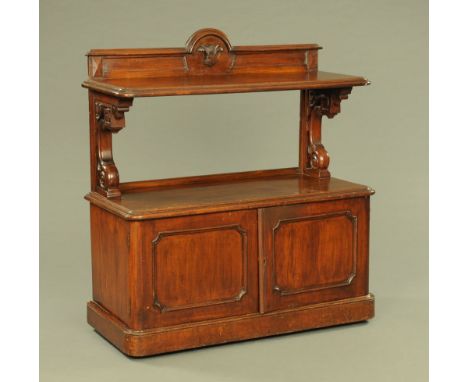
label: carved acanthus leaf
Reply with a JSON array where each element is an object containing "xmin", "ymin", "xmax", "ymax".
[
  {"xmin": 95, "ymin": 102, "xmax": 131, "ymax": 133},
  {"xmin": 308, "ymin": 88, "xmax": 352, "ymax": 119}
]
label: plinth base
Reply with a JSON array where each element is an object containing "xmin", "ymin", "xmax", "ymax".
[{"xmin": 87, "ymin": 294, "xmax": 374, "ymax": 357}]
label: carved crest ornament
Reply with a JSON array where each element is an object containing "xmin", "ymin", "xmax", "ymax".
[{"xmin": 197, "ymin": 44, "xmax": 224, "ymax": 66}]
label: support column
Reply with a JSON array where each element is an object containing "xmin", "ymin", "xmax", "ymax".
[
  {"xmin": 88, "ymin": 91, "xmax": 133, "ymax": 198},
  {"xmin": 299, "ymin": 88, "xmax": 352, "ymax": 179}
]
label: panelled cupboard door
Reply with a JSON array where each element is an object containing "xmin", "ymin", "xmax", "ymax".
[
  {"xmin": 260, "ymin": 197, "xmax": 370, "ymax": 312},
  {"xmin": 136, "ymin": 210, "xmax": 258, "ymax": 329}
]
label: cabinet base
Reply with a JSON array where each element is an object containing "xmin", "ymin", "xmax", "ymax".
[{"xmin": 87, "ymin": 294, "xmax": 374, "ymax": 357}]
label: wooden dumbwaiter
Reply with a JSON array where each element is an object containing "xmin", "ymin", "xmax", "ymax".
[{"xmin": 82, "ymin": 28, "xmax": 374, "ymax": 357}]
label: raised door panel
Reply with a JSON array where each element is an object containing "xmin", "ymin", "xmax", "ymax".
[
  {"xmin": 153, "ymin": 226, "xmax": 247, "ymax": 312},
  {"xmin": 260, "ymin": 197, "xmax": 369, "ymax": 312},
  {"xmin": 136, "ymin": 210, "xmax": 258, "ymax": 329},
  {"xmin": 272, "ymin": 211, "xmax": 356, "ymax": 295}
]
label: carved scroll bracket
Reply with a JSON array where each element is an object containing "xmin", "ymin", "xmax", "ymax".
[
  {"xmin": 304, "ymin": 88, "xmax": 352, "ymax": 179},
  {"xmin": 93, "ymin": 97, "xmax": 133, "ymax": 198}
]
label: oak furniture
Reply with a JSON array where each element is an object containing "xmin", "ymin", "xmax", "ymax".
[{"xmin": 83, "ymin": 28, "xmax": 374, "ymax": 357}]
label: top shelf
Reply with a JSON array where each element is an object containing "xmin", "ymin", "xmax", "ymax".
[
  {"xmin": 82, "ymin": 28, "xmax": 368, "ymax": 98},
  {"xmin": 82, "ymin": 71, "xmax": 367, "ymax": 98}
]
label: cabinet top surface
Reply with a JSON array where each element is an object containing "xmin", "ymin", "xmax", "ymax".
[
  {"xmin": 85, "ymin": 170, "xmax": 374, "ymax": 220},
  {"xmin": 82, "ymin": 28, "xmax": 368, "ymax": 98}
]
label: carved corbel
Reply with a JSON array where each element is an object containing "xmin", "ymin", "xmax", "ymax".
[
  {"xmin": 309, "ymin": 88, "xmax": 352, "ymax": 119},
  {"xmin": 93, "ymin": 98, "xmax": 133, "ymax": 198},
  {"xmin": 95, "ymin": 102, "xmax": 131, "ymax": 132},
  {"xmin": 305, "ymin": 88, "xmax": 352, "ymax": 179}
]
